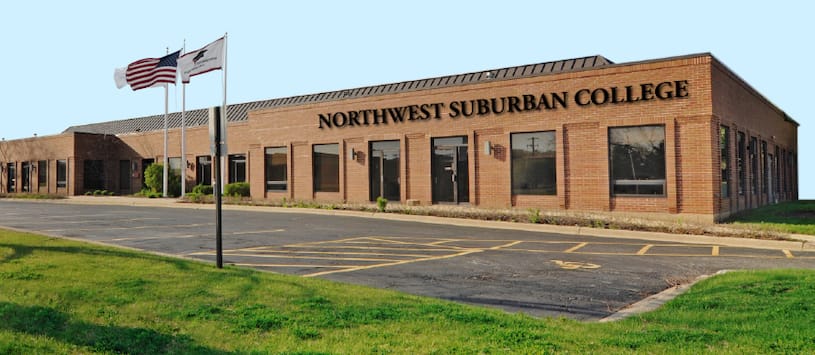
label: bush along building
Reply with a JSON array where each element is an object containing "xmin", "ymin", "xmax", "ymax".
[{"xmin": 0, "ymin": 53, "xmax": 798, "ymax": 222}]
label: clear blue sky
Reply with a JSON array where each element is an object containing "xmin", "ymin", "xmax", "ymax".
[{"xmin": 2, "ymin": 1, "xmax": 813, "ymax": 198}]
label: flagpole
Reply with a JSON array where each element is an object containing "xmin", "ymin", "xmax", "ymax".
[
  {"xmin": 180, "ymin": 40, "xmax": 187, "ymax": 197},
  {"xmin": 221, "ymin": 33, "xmax": 228, "ymax": 191},
  {"xmin": 163, "ymin": 84, "xmax": 169, "ymax": 198}
]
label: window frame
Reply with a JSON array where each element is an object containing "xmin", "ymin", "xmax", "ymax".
[
  {"xmin": 608, "ymin": 124, "xmax": 667, "ymax": 197},
  {"xmin": 265, "ymin": 146, "xmax": 288, "ymax": 192},
  {"xmin": 38, "ymin": 160, "xmax": 48, "ymax": 189},
  {"xmin": 56, "ymin": 160, "xmax": 67, "ymax": 188},
  {"xmin": 312, "ymin": 143, "xmax": 340, "ymax": 193},
  {"xmin": 510, "ymin": 130, "xmax": 557, "ymax": 195},
  {"xmin": 720, "ymin": 126, "xmax": 730, "ymax": 198},
  {"xmin": 228, "ymin": 154, "xmax": 247, "ymax": 184}
]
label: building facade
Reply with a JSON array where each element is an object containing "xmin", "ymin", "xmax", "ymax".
[{"xmin": 0, "ymin": 53, "xmax": 799, "ymax": 222}]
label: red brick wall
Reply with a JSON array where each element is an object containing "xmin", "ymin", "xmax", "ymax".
[
  {"xmin": 711, "ymin": 59, "xmax": 798, "ymax": 219},
  {"xmin": 0, "ymin": 54, "xmax": 798, "ymax": 221}
]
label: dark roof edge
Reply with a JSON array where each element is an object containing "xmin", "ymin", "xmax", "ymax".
[{"xmin": 63, "ymin": 54, "xmax": 613, "ymax": 135}]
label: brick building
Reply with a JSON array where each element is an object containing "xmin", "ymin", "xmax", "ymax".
[{"xmin": 0, "ymin": 53, "xmax": 799, "ymax": 222}]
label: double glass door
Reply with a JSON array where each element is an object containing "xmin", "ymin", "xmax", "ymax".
[{"xmin": 432, "ymin": 136, "xmax": 469, "ymax": 204}]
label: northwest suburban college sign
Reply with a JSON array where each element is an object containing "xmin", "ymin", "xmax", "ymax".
[{"xmin": 318, "ymin": 80, "xmax": 689, "ymax": 129}]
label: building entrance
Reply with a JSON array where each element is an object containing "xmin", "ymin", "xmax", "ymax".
[
  {"xmin": 369, "ymin": 140, "xmax": 400, "ymax": 202},
  {"xmin": 6, "ymin": 163, "xmax": 14, "ymax": 193},
  {"xmin": 432, "ymin": 136, "xmax": 469, "ymax": 204},
  {"xmin": 21, "ymin": 162, "xmax": 31, "ymax": 192}
]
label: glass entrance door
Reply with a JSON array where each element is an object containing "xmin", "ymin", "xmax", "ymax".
[
  {"xmin": 7, "ymin": 163, "xmax": 16, "ymax": 193},
  {"xmin": 432, "ymin": 136, "xmax": 469, "ymax": 204},
  {"xmin": 369, "ymin": 140, "xmax": 400, "ymax": 202},
  {"xmin": 21, "ymin": 162, "xmax": 31, "ymax": 192}
]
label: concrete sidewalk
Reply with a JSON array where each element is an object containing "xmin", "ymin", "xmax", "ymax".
[{"xmin": 50, "ymin": 195, "xmax": 815, "ymax": 252}]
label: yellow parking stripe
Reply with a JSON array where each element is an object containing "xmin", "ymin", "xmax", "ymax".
[
  {"xmin": 636, "ymin": 245, "xmax": 653, "ymax": 255},
  {"xmin": 712, "ymin": 246, "xmax": 720, "ymax": 256},
  {"xmin": 233, "ymin": 263, "xmax": 355, "ymax": 268},
  {"xmin": 783, "ymin": 250, "xmax": 794, "ymax": 258},
  {"xmin": 489, "ymin": 241, "xmax": 523, "ymax": 250},
  {"xmin": 564, "ymin": 242, "xmax": 588, "ymax": 253},
  {"xmin": 304, "ymin": 249, "xmax": 483, "ymax": 278},
  {"xmin": 250, "ymin": 250, "xmax": 435, "ymax": 258},
  {"xmin": 202, "ymin": 252, "xmax": 402, "ymax": 262}
]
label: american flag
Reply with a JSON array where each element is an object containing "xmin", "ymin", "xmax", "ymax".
[{"xmin": 125, "ymin": 50, "xmax": 180, "ymax": 91}]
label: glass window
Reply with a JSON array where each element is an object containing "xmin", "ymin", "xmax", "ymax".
[
  {"xmin": 737, "ymin": 132, "xmax": 745, "ymax": 195},
  {"xmin": 313, "ymin": 144, "xmax": 339, "ymax": 192},
  {"xmin": 265, "ymin": 147, "xmax": 287, "ymax": 191},
  {"xmin": 119, "ymin": 160, "xmax": 131, "ymax": 191},
  {"xmin": 6, "ymin": 163, "xmax": 16, "ymax": 193},
  {"xmin": 761, "ymin": 140, "xmax": 768, "ymax": 194},
  {"xmin": 511, "ymin": 131, "xmax": 556, "ymax": 195},
  {"xmin": 168, "ymin": 157, "xmax": 182, "ymax": 178},
  {"xmin": 196, "ymin": 156, "xmax": 212, "ymax": 186},
  {"xmin": 57, "ymin": 160, "xmax": 67, "ymax": 188},
  {"xmin": 720, "ymin": 126, "xmax": 730, "ymax": 198},
  {"xmin": 83, "ymin": 160, "xmax": 104, "ymax": 191},
  {"xmin": 38, "ymin": 160, "xmax": 47, "ymax": 188},
  {"xmin": 228, "ymin": 154, "xmax": 246, "ymax": 183},
  {"xmin": 21, "ymin": 162, "xmax": 31, "ymax": 192},
  {"xmin": 750, "ymin": 137, "xmax": 758, "ymax": 194},
  {"xmin": 608, "ymin": 125, "xmax": 666, "ymax": 195}
]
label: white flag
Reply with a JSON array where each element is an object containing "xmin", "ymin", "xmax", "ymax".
[
  {"xmin": 114, "ymin": 67, "xmax": 127, "ymax": 89},
  {"xmin": 178, "ymin": 37, "xmax": 225, "ymax": 84}
]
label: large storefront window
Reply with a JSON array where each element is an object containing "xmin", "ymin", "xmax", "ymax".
[
  {"xmin": 313, "ymin": 144, "xmax": 339, "ymax": 192},
  {"xmin": 83, "ymin": 160, "xmax": 104, "ymax": 191},
  {"xmin": 265, "ymin": 147, "xmax": 287, "ymax": 191},
  {"xmin": 511, "ymin": 131, "xmax": 556, "ymax": 195},
  {"xmin": 720, "ymin": 126, "xmax": 730, "ymax": 198},
  {"xmin": 228, "ymin": 154, "xmax": 246, "ymax": 183},
  {"xmin": 608, "ymin": 125, "xmax": 666, "ymax": 196}
]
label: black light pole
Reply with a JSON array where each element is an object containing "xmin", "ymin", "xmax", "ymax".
[{"xmin": 210, "ymin": 106, "xmax": 224, "ymax": 269}]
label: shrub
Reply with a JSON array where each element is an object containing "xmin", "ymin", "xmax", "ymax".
[
  {"xmin": 143, "ymin": 164, "xmax": 181, "ymax": 197},
  {"xmin": 143, "ymin": 164, "xmax": 164, "ymax": 193},
  {"xmin": 376, "ymin": 196, "xmax": 388, "ymax": 212},
  {"xmin": 224, "ymin": 182, "xmax": 250, "ymax": 197},
  {"xmin": 184, "ymin": 191, "xmax": 212, "ymax": 203},
  {"xmin": 191, "ymin": 184, "xmax": 213, "ymax": 195},
  {"xmin": 527, "ymin": 208, "xmax": 541, "ymax": 224}
]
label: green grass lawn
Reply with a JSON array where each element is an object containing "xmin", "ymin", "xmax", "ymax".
[
  {"xmin": 1, "ymin": 229, "xmax": 814, "ymax": 354},
  {"xmin": 727, "ymin": 200, "xmax": 815, "ymax": 235}
]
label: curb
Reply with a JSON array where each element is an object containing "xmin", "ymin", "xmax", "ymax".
[
  {"xmin": 598, "ymin": 270, "xmax": 730, "ymax": 322},
  {"xmin": 15, "ymin": 196, "xmax": 815, "ymax": 251}
]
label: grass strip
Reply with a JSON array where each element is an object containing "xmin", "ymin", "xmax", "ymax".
[
  {"xmin": 1, "ymin": 229, "xmax": 813, "ymax": 353},
  {"xmin": 726, "ymin": 200, "xmax": 815, "ymax": 235}
]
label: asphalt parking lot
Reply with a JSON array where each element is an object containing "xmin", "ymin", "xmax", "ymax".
[{"xmin": 2, "ymin": 198, "xmax": 814, "ymax": 320}]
